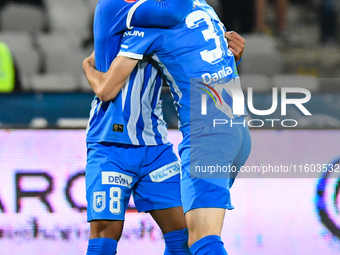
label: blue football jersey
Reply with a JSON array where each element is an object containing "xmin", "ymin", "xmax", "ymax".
[
  {"xmin": 118, "ymin": 0, "xmax": 246, "ymax": 137},
  {"xmin": 86, "ymin": 0, "xmax": 193, "ymax": 145}
]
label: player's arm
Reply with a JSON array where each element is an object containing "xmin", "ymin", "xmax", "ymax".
[
  {"xmin": 83, "ymin": 52, "xmax": 138, "ymax": 102},
  {"xmin": 129, "ymin": 0, "xmax": 194, "ymax": 29},
  {"xmin": 225, "ymin": 31, "xmax": 245, "ymax": 64},
  {"xmin": 85, "ymin": 26, "xmax": 157, "ymax": 102}
]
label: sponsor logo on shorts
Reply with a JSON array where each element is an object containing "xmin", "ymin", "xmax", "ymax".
[
  {"xmin": 102, "ymin": 172, "xmax": 133, "ymax": 188},
  {"xmin": 149, "ymin": 161, "xmax": 181, "ymax": 182},
  {"xmin": 93, "ymin": 191, "xmax": 106, "ymax": 212}
]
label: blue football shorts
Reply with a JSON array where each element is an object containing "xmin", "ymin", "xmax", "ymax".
[
  {"xmin": 180, "ymin": 116, "xmax": 252, "ymax": 213},
  {"xmin": 86, "ymin": 142, "xmax": 181, "ymax": 221}
]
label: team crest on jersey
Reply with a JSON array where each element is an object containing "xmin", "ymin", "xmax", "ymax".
[
  {"xmin": 113, "ymin": 123, "xmax": 124, "ymax": 132},
  {"xmin": 124, "ymin": 0, "xmax": 137, "ymax": 3},
  {"xmin": 93, "ymin": 191, "xmax": 106, "ymax": 212}
]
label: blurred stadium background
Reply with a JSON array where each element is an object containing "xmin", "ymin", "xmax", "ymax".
[{"xmin": 0, "ymin": 0, "xmax": 340, "ymax": 254}]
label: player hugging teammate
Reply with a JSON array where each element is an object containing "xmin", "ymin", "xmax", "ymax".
[{"xmin": 83, "ymin": 0, "xmax": 250, "ymax": 254}]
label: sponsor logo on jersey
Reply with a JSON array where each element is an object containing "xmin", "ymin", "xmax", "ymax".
[
  {"xmin": 123, "ymin": 30, "xmax": 145, "ymax": 38},
  {"xmin": 201, "ymin": 66, "xmax": 233, "ymax": 84},
  {"xmin": 124, "ymin": 0, "xmax": 137, "ymax": 3},
  {"xmin": 93, "ymin": 191, "xmax": 106, "ymax": 212},
  {"xmin": 113, "ymin": 123, "xmax": 124, "ymax": 132},
  {"xmin": 102, "ymin": 172, "xmax": 133, "ymax": 188},
  {"xmin": 149, "ymin": 161, "xmax": 181, "ymax": 182}
]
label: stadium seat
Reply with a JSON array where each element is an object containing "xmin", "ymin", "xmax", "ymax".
[
  {"xmin": 0, "ymin": 32, "xmax": 41, "ymax": 75},
  {"xmin": 205, "ymin": 0, "xmax": 222, "ymax": 18},
  {"xmin": 84, "ymin": 0, "xmax": 99, "ymax": 8},
  {"xmin": 272, "ymin": 75, "xmax": 319, "ymax": 92},
  {"xmin": 31, "ymin": 73, "xmax": 78, "ymax": 92},
  {"xmin": 0, "ymin": 3, "xmax": 47, "ymax": 33},
  {"xmin": 298, "ymin": 114, "xmax": 340, "ymax": 128},
  {"xmin": 37, "ymin": 33, "xmax": 87, "ymax": 74},
  {"xmin": 79, "ymin": 75, "xmax": 94, "ymax": 92},
  {"xmin": 29, "ymin": 117, "xmax": 48, "ymax": 128},
  {"xmin": 240, "ymin": 35, "xmax": 284, "ymax": 76},
  {"xmin": 240, "ymin": 75, "xmax": 272, "ymax": 93},
  {"xmin": 318, "ymin": 78, "xmax": 340, "ymax": 93},
  {"xmin": 45, "ymin": 0, "xmax": 92, "ymax": 45},
  {"xmin": 0, "ymin": 32, "xmax": 32, "ymax": 51},
  {"xmin": 20, "ymin": 73, "xmax": 32, "ymax": 91},
  {"xmin": 56, "ymin": 118, "xmax": 89, "ymax": 128}
]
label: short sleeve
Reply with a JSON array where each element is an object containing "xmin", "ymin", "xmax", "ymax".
[
  {"xmin": 118, "ymin": 28, "xmax": 161, "ymax": 60},
  {"xmin": 127, "ymin": 0, "xmax": 193, "ymax": 29}
]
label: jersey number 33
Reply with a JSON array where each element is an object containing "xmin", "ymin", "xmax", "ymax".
[{"xmin": 185, "ymin": 10, "xmax": 227, "ymax": 64}]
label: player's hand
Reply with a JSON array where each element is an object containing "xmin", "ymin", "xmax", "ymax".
[
  {"xmin": 225, "ymin": 31, "xmax": 245, "ymax": 63},
  {"xmin": 83, "ymin": 51, "xmax": 95, "ymax": 70},
  {"xmin": 83, "ymin": 51, "xmax": 98, "ymax": 94}
]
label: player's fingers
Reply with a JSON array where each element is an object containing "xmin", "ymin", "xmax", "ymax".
[
  {"xmin": 225, "ymin": 31, "xmax": 238, "ymax": 43},
  {"xmin": 228, "ymin": 47, "xmax": 237, "ymax": 56},
  {"xmin": 228, "ymin": 41, "xmax": 241, "ymax": 52},
  {"xmin": 229, "ymin": 48, "xmax": 242, "ymax": 62},
  {"xmin": 226, "ymin": 31, "xmax": 245, "ymax": 45},
  {"xmin": 83, "ymin": 57, "xmax": 90, "ymax": 69},
  {"xmin": 228, "ymin": 40, "xmax": 244, "ymax": 55},
  {"xmin": 232, "ymin": 32, "xmax": 245, "ymax": 45},
  {"xmin": 228, "ymin": 41, "xmax": 244, "ymax": 62},
  {"xmin": 229, "ymin": 46, "xmax": 240, "ymax": 58},
  {"xmin": 228, "ymin": 47, "xmax": 241, "ymax": 62},
  {"xmin": 89, "ymin": 52, "xmax": 95, "ymax": 65},
  {"xmin": 225, "ymin": 31, "xmax": 232, "ymax": 40}
]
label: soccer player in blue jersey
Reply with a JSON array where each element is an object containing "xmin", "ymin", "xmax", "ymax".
[
  {"xmin": 83, "ymin": 0, "xmax": 250, "ymax": 254},
  {"xmin": 84, "ymin": 0, "xmax": 194, "ymax": 255}
]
